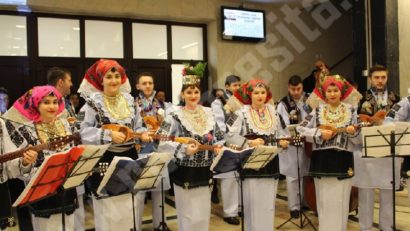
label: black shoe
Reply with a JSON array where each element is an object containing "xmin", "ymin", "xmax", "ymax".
[
  {"xmin": 223, "ymin": 217, "xmax": 240, "ymax": 225},
  {"xmin": 290, "ymin": 210, "xmax": 300, "ymax": 219}
]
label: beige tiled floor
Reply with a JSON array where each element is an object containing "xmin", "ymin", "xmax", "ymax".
[{"xmin": 10, "ymin": 180, "xmax": 410, "ymax": 230}]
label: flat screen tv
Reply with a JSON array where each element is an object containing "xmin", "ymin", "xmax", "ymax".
[{"xmin": 221, "ymin": 6, "xmax": 266, "ymax": 42}]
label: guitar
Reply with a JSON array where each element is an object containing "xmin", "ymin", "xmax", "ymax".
[
  {"xmin": 0, "ymin": 133, "xmax": 80, "ymax": 164},
  {"xmin": 318, "ymin": 121, "xmax": 372, "ymax": 136},
  {"xmin": 102, "ymin": 124, "xmax": 167, "ymax": 142}
]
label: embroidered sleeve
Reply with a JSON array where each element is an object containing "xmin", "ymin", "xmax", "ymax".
[
  {"xmin": 385, "ymin": 97, "xmax": 409, "ymax": 123},
  {"xmin": 157, "ymin": 113, "xmax": 187, "ymax": 159},
  {"xmin": 5, "ymin": 121, "xmax": 24, "ymax": 147},
  {"xmin": 296, "ymin": 109, "xmax": 322, "ymax": 144},
  {"xmin": 226, "ymin": 111, "xmax": 249, "ymax": 148},
  {"xmin": 347, "ymin": 106, "xmax": 361, "ymax": 144},
  {"xmin": 133, "ymin": 103, "xmax": 147, "ymax": 133},
  {"xmin": 79, "ymin": 103, "xmax": 112, "ymax": 145},
  {"xmin": 211, "ymin": 99, "xmax": 227, "ymax": 133},
  {"xmin": 212, "ymin": 123, "xmax": 225, "ymax": 146},
  {"xmin": 276, "ymin": 102, "xmax": 290, "ymax": 126}
]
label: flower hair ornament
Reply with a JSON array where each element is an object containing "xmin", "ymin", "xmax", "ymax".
[
  {"xmin": 182, "ymin": 62, "xmax": 207, "ymax": 85},
  {"xmin": 306, "ymin": 74, "xmax": 362, "ymax": 109},
  {"xmin": 233, "ymin": 79, "xmax": 272, "ymax": 105}
]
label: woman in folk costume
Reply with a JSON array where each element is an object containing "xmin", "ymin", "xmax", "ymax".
[
  {"xmin": 0, "ymin": 121, "xmax": 37, "ymax": 230},
  {"xmin": 226, "ymin": 79, "xmax": 289, "ymax": 231},
  {"xmin": 5, "ymin": 86, "xmax": 78, "ymax": 231},
  {"xmin": 78, "ymin": 59, "xmax": 151, "ymax": 231},
  {"xmin": 297, "ymin": 76, "xmax": 361, "ymax": 231},
  {"xmin": 156, "ymin": 63, "xmax": 224, "ymax": 231}
]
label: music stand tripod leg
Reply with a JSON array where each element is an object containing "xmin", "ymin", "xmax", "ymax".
[
  {"xmin": 276, "ymin": 144, "xmax": 316, "ymax": 230},
  {"xmin": 157, "ymin": 176, "xmax": 170, "ymax": 231}
]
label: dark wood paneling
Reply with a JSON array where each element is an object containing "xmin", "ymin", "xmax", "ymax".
[
  {"xmin": 131, "ymin": 62, "xmax": 172, "ymax": 101},
  {"xmin": 0, "ymin": 10, "xmax": 207, "ymax": 106},
  {"xmin": 0, "ymin": 58, "xmax": 30, "ymax": 103}
]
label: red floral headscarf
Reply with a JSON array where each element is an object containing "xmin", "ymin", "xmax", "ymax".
[
  {"xmin": 234, "ymin": 79, "xmax": 272, "ymax": 105},
  {"xmin": 12, "ymin": 86, "xmax": 64, "ymax": 122},
  {"xmin": 314, "ymin": 75, "xmax": 354, "ymax": 101},
  {"xmin": 83, "ymin": 59, "xmax": 128, "ymax": 91}
]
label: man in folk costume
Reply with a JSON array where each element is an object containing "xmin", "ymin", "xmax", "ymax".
[
  {"xmin": 134, "ymin": 72, "xmax": 171, "ymax": 231},
  {"xmin": 78, "ymin": 59, "xmax": 152, "ymax": 231},
  {"xmin": 211, "ymin": 74, "xmax": 241, "ymax": 225},
  {"xmin": 46, "ymin": 67, "xmax": 76, "ymax": 119},
  {"xmin": 353, "ymin": 64, "xmax": 401, "ymax": 231},
  {"xmin": 276, "ymin": 75, "xmax": 310, "ymax": 218}
]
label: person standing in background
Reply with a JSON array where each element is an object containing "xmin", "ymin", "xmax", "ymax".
[
  {"xmin": 277, "ymin": 75, "xmax": 310, "ymax": 219},
  {"xmin": 354, "ymin": 64, "xmax": 401, "ymax": 231},
  {"xmin": 211, "ymin": 75, "xmax": 242, "ymax": 225},
  {"xmin": 46, "ymin": 67, "xmax": 75, "ymax": 118},
  {"xmin": 0, "ymin": 87, "xmax": 9, "ymax": 115}
]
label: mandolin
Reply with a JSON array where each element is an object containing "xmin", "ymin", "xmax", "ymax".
[
  {"xmin": 0, "ymin": 133, "xmax": 81, "ymax": 164},
  {"xmin": 318, "ymin": 122, "xmax": 370, "ymax": 135},
  {"xmin": 319, "ymin": 110, "xmax": 387, "ymax": 135}
]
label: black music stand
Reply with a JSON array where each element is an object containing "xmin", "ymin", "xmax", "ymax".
[
  {"xmin": 277, "ymin": 126, "xmax": 316, "ymax": 230},
  {"xmin": 13, "ymin": 144, "xmax": 106, "ymax": 231},
  {"xmin": 238, "ymin": 145, "xmax": 280, "ymax": 231},
  {"xmin": 96, "ymin": 152, "xmax": 172, "ymax": 231},
  {"xmin": 361, "ymin": 122, "xmax": 410, "ymax": 231}
]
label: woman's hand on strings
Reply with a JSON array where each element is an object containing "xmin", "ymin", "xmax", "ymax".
[
  {"xmin": 345, "ymin": 125, "xmax": 356, "ymax": 134},
  {"xmin": 248, "ymin": 138, "xmax": 265, "ymax": 147},
  {"xmin": 111, "ymin": 131, "xmax": 126, "ymax": 144},
  {"xmin": 141, "ymin": 131, "xmax": 154, "ymax": 143},
  {"xmin": 22, "ymin": 148, "xmax": 38, "ymax": 166},
  {"xmin": 186, "ymin": 142, "xmax": 199, "ymax": 156},
  {"xmin": 321, "ymin": 129, "xmax": 334, "ymax": 141},
  {"xmin": 213, "ymin": 144, "xmax": 223, "ymax": 156},
  {"xmin": 279, "ymin": 139, "xmax": 290, "ymax": 149}
]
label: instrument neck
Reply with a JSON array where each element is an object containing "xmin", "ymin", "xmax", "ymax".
[{"xmin": 0, "ymin": 143, "xmax": 49, "ymax": 164}]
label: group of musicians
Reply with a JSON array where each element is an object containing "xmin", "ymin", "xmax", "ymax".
[{"xmin": 0, "ymin": 59, "xmax": 409, "ymax": 231}]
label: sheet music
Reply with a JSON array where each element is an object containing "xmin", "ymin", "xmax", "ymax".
[
  {"xmin": 243, "ymin": 146, "xmax": 279, "ymax": 170},
  {"xmin": 63, "ymin": 144, "xmax": 109, "ymax": 189},
  {"xmin": 362, "ymin": 122, "xmax": 410, "ymax": 157},
  {"xmin": 13, "ymin": 146, "xmax": 85, "ymax": 207},
  {"xmin": 96, "ymin": 156, "xmax": 134, "ymax": 196},
  {"xmin": 96, "ymin": 152, "xmax": 172, "ymax": 196},
  {"xmin": 134, "ymin": 152, "xmax": 172, "ymax": 191},
  {"xmin": 393, "ymin": 121, "xmax": 410, "ymax": 156},
  {"xmin": 361, "ymin": 124, "xmax": 394, "ymax": 158}
]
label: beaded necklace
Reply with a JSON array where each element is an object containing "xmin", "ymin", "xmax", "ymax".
[
  {"xmin": 320, "ymin": 103, "xmax": 349, "ymax": 127},
  {"xmin": 182, "ymin": 106, "xmax": 208, "ymax": 135},
  {"xmin": 249, "ymin": 105, "xmax": 273, "ymax": 131},
  {"xmin": 103, "ymin": 93, "xmax": 131, "ymax": 120},
  {"xmin": 35, "ymin": 119, "xmax": 67, "ymax": 144}
]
